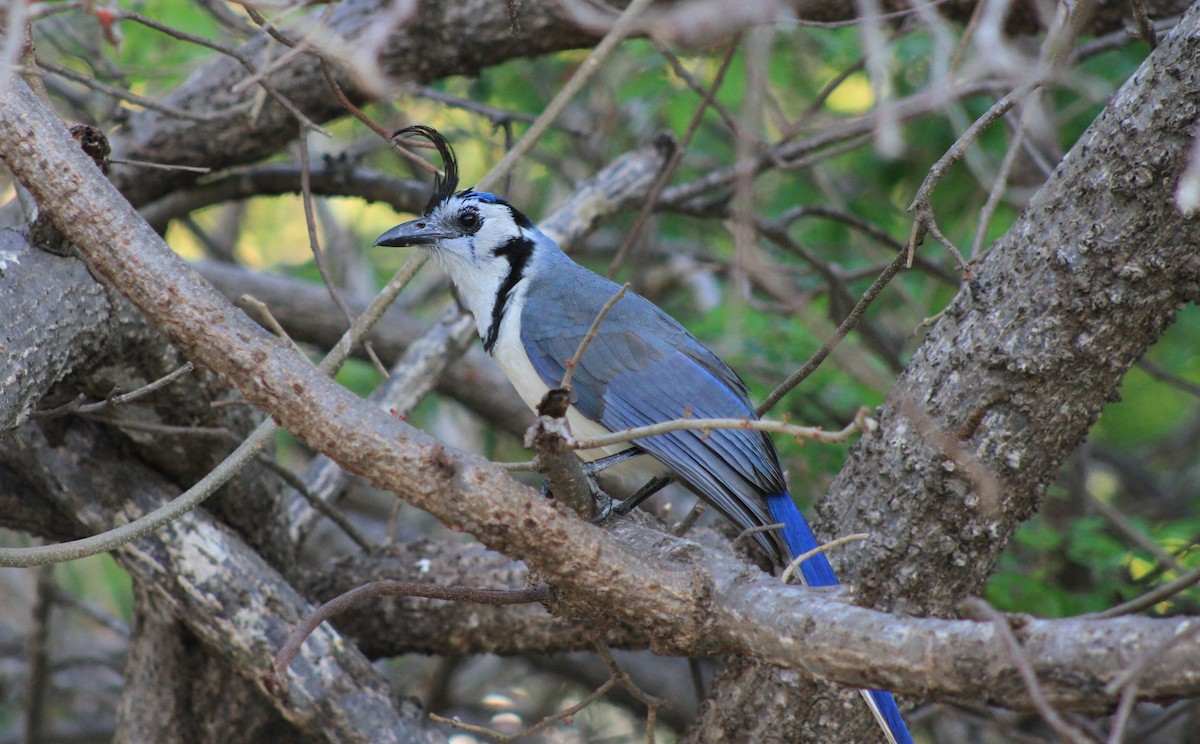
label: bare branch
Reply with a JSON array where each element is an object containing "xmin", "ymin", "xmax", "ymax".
[{"xmin": 570, "ymin": 411, "xmax": 872, "ymax": 453}]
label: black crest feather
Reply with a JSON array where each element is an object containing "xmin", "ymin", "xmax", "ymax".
[{"xmin": 391, "ymin": 125, "xmax": 459, "ymax": 215}]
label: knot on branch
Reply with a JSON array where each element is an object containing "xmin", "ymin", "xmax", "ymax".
[{"xmin": 525, "ymin": 387, "xmax": 575, "ymax": 454}]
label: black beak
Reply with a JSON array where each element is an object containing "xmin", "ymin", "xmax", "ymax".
[{"xmin": 374, "ymin": 218, "xmax": 451, "ymax": 247}]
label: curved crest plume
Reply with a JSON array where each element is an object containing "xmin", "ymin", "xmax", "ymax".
[{"xmin": 391, "ymin": 125, "xmax": 459, "ymax": 215}]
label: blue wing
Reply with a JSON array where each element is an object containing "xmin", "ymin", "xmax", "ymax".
[{"xmin": 519, "ymin": 264, "xmax": 788, "ymax": 564}]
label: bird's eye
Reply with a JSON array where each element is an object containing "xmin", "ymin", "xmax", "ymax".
[{"xmin": 459, "ymin": 210, "xmax": 480, "ymax": 232}]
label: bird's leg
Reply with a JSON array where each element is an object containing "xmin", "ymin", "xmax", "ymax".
[
  {"xmin": 579, "ymin": 447, "xmax": 643, "ymax": 476},
  {"xmin": 579, "ymin": 448, "xmax": 675, "ymax": 522},
  {"xmin": 590, "ymin": 475, "xmax": 674, "ymax": 524},
  {"xmin": 579, "ymin": 448, "xmax": 652, "ymax": 523},
  {"xmin": 611, "ymin": 476, "xmax": 672, "ymax": 516}
]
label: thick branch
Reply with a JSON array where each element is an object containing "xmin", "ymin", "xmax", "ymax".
[
  {"xmin": 138, "ymin": 164, "xmax": 428, "ymax": 233},
  {"xmin": 0, "ymin": 242, "xmax": 111, "ymax": 431}
]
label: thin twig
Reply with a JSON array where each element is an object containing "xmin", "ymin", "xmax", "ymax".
[
  {"xmin": 496, "ymin": 459, "xmax": 539, "ymax": 472},
  {"xmin": 83, "ymin": 418, "xmax": 233, "ymax": 437},
  {"xmin": 965, "ymin": 599, "xmax": 1096, "ymax": 744},
  {"xmin": 1074, "ymin": 16, "xmax": 1177, "ymax": 61},
  {"xmin": 570, "ymin": 412, "xmax": 869, "ymax": 452},
  {"xmin": 922, "ymin": 216, "xmax": 971, "ymax": 274},
  {"xmin": 254, "ymin": 454, "xmax": 375, "ymax": 552},
  {"xmin": 474, "ymin": 0, "xmax": 657, "ymax": 194},
  {"xmin": 780, "ymin": 533, "xmax": 870, "ymax": 585},
  {"xmin": 320, "ymin": 60, "xmax": 390, "ymax": 138},
  {"xmin": 1086, "ymin": 562, "xmax": 1200, "ymax": 619},
  {"xmin": 1086, "ymin": 490, "xmax": 1186, "ymax": 575},
  {"xmin": 36, "ymin": 56, "xmax": 250, "ymax": 123},
  {"xmin": 968, "ymin": 114, "xmax": 1027, "ymax": 259},
  {"xmin": 731, "ymin": 522, "xmax": 784, "ymax": 552},
  {"xmin": 296, "ymin": 136, "xmax": 388, "ymax": 376},
  {"xmin": 32, "ymin": 362, "xmax": 195, "ymax": 418},
  {"xmin": 673, "ymin": 501, "xmax": 707, "ymax": 537},
  {"xmin": 1137, "ymin": 359, "xmax": 1200, "ymax": 398},
  {"xmin": 430, "ymin": 678, "xmax": 617, "ymax": 743},
  {"xmin": 560, "ymin": 283, "xmax": 629, "ymax": 389},
  {"xmin": 654, "ymin": 38, "xmax": 741, "ymax": 133},
  {"xmin": 240, "ymin": 296, "xmax": 302, "ymax": 351},
  {"xmin": 120, "ymin": 10, "xmax": 328, "ymax": 135},
  {"xmin": 1106, "ymin": 683, "xmax": 1140, "ymax": 744},
  {"xmin": 593, "ymin": 640, "xmax": 666, "ymax": 718},
  {"xmin": 109, "ymin": 157, "xmax": 212, "ymax": 173},
  {"xmin": 414, "ymin": 85, "xmax": 562, "ymax": 130},
  {"xmin": 906, "ymin": 83, "xmax": 1038, "ymax": 265},
  {"xmin": 48, "ymin": 585, "xmax": 130, "ymax": 638},
  {"xmin": 753, "ymin": 213, "xmax": 904, "ymax": 372},
  {"xmin": 757, "ymin": 249, "xmax": 909, "ymax": 415},
  {"xmin": 662, "ymin": 79, "xmax": 1005, "ymax": 208},
  {"xmin": 606, "ymin": 37, "xmax": 740, "ymax": 276}
]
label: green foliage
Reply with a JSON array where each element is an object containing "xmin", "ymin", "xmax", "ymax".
[
  {"xmin": 56, "ymin": 555, "xmax": 134, "ymax": 624},
  {"xmin": 990, "ymin": 498, "xmax": 1200, "ymax": 617},
  {"xmin": 112, "ymin": 1, "xmax": 223, "ymax": 91}
]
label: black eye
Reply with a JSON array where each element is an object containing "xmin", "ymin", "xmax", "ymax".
[{"xmin": 459, "ymin": 209, "xmax": 480, "ymax": 233}]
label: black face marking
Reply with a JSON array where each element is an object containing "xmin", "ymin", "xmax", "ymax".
[
  {"xmin": 483, "ymin": 236, "xmax": 534, "ymax": 354},
  {"xmin": 506, "ymin": 205, "xmax": 534, "ymax": 230}
]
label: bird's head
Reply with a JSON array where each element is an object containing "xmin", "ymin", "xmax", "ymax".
[
  {"xmin": 374, "ymin": 126, "xmax": 542, "ymax": 331},
  {"xmin": 374, "ymin": 188, "xmax": 536, "ymax": 271}
]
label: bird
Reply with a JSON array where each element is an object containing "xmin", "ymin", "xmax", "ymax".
[{"xmin": 375, "ymin": 125, "xmax": 913, "ymax": 744}]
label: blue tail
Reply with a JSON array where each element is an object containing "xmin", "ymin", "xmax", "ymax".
[{"xmin": 766, "ymin": 493, "xmax": 914, "ymax": 744}]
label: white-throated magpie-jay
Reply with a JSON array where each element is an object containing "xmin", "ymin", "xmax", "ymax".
[{"xmin": 375, "ymin": 126, "xmax": 912, "ymax": 744}]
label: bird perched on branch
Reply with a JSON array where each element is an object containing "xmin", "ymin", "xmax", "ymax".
[{"xmin": 375, "ymin": 125, "xmax": 912, "ymax": 744}]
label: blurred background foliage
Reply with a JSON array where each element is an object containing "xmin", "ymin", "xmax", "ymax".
[{"xmin": 6, "ymin": 0, "xmax": 1200, "ymax": 740}]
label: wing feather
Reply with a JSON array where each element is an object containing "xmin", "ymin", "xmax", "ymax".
[{"xmin": 521, "ymin": 267, "xmax": 786, "ymax": 561}]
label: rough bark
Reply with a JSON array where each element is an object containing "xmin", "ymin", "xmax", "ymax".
[
  {"xmin": 0, "ymin": 238, "xmax": 111, "ymax": 430},
  {"xmin": 690, "ymin": 4, "xmax": 1200, "ymax": 742},
  {"xmin": 118, "ymin": 584, "xmax": 309, "ymax": 744}
]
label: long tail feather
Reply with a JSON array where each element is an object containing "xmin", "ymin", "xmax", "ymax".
[{"xmin": 766, "ymin": 493, "xmax": 913, "ymax": 744}]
